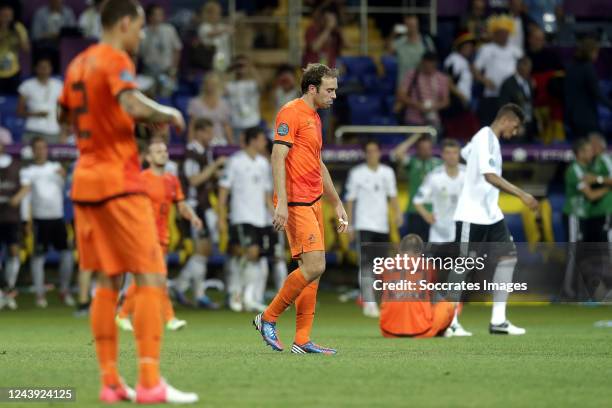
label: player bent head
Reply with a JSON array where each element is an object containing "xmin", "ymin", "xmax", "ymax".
[
  {"xmin": 440, "ymin": 138, "xmax": 460, "ymax": 167},
  {"xmin": 492, "ymin": 103, "xmax": 526, "ymax": 139},
  {"xmin": 100, "ymin": 0, "xmax": 145, "ymax": 55},
  {"xmin": 399, "ymin": 234, "xmax": 424, "ymax": 258},
  {"xmin": 573, "ymin": 138, "xmax": 594, "ymax": 164},
  {"xmin": 301, "ymin": 63, "xmax": 338, "ymax": 109}
]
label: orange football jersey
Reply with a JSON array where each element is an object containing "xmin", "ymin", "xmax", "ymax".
[{"xmin": 59, "ymin": 43, "xmax": 143, "ymax": 203}]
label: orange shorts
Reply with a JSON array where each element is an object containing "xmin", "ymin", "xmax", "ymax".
[
  {"xmin": 285, "ymin": 200, "xmax": 325, "ymax": 258},
  {"xmin": 74, "ymin": 194, "xmax": 166, "ymax": 276},
  {"xmin": 380, "ymin": 301, "xmax": 455, "ymax": 338}
]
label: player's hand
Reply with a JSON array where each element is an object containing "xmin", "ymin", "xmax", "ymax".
[
  {"xmin": 273, "ymin": 201, "xmax": 288, "ymax": 232},
  {"xmin": 168, "ymin": 108, "xmax": 186, "ymax": 134},
  {"xmin": 191, "ymin": 216, "xmax": 203, "ymax": 231},
  {"xmin": 520, "ymin": 193, "xmax": 539, "ymax": 211},
  {"xmin": 336, "ymin": 203, "xmax": 349, "ymax": 233},
  {"xmin": 423, "ymin": 213, "xmax": 436, "ymax": 225},
  {"xmin": 214, "ymin": 156, "xmax": 227, "ymax": 168},
  {"xmin": 583, "ymin": 173, "xmax": 598, "ymax": 184},
  {"xmin": 9, "ymin": 195, "xmax": 20, "ymax": 207}
]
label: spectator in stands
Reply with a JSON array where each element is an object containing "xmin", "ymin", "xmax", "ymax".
[
  {"xmin": 302, "ymin": 6, "xmax": 343, "ymax": 68},
  {"xmin": 390, "ymin": 14, "xmax": 435, "ymax": 84},
  {"xmin": 0, "ymin": 4, "xmax": 29, "ymax": 94},
  {"xmin": 507, "ymin": 0, "xmax": 535, "ymax": 52},
  {"xmin": 198, "ymin": 0, "xmax": 233, "ymax": 72},
  {"xmin": 225, "ymin": 55, "xmax": 262, "ymax": 144},
  {"xmin": 586, "ymin": 133, "xmax": 612, "ymax": 243},
  {"xmin": 396, "ymin": 52, "xmax": 449, "ymax": 133},
  {"xmin": 17, "ymin": 57, "xmax": 65, "ymax": 144},
  {"xmin": 526, "ymin": 25, "xmax": 565, "ymax": 143},
  {"xmin": 564, "ymin": 37, "xmax": 612, "ymax": 139},
  {"xmin": 12, "ymin": 137, "xmax": 74, "ymax": 308},
  {"xmin": 499, "ymin": 56, "xmax": 535, "ymax": 140},
  {"xmin": 524, "ymin": 0, "xmax": 563, "ymax": 33},
  {"xmin": 31, "ymin": 0, "xmax": 76, "ymax": 41},
  {"xmin": 273, "ymin": 64, "xmax": 299, "ymax": 113},
  {"xmin": 0, "ymin": 118, "xmax": 11, "ymax": 144},
  {"xmin": 391, "ymin": 133, "xmax": 442, "ymax": 242},
  {"xmin": 78, "ymin": 0, "xmax": 103, "ymax": 39},
  {"xmin": 140, "ymin": 4, "xmax": 182, "ymax": 98},
  {"xmin": 460, "ymin": 0, "xmax": 489, "ymax": 44},
  {"xmin": 188, "ymin": 71, "xmax": 232, "ymax": 146},
  {"xmin": 473, "ymin": 15, "xmax": 522, "ymax": 125},
  {"xmin": 443, "ymin": 32, "xmax": 479, "ymax": 140}
]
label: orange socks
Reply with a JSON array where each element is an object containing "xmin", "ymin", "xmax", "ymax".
[
  {"xmin": 119, "ymin": 283, "xmax": 175, "ymax": 322},
  {"xmin": 90, "ymin": 287, "xmax": 120, "ymax": 387},
  {"xmin": 294, "ymin": 280, "xmax": 319, "ymax": 345},
  {"xmin": 263, "ymin": 268, "xmax": 309, "ymax": 322},
  {"xmin": 133, "ymin": 286, "xmax": 164, "ymax": 388},
  {"xmin": 117, "ymin": 283, "xmax": 137, "ymax": 319}
]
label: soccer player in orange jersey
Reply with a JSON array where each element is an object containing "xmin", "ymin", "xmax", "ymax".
[
  {"xmin": 253, "ymin": 64, "xmax": 349, "ymax": 354},
  {"xmin": 116, "ymin": 140, "xmax": 202, "ymax": 332},
  {"xmin": 58, "ymin": 0, "xmax": 198, "ymax": 403}
]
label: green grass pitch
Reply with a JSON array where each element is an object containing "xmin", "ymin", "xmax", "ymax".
[{"xmin": 1, "ymin": 294, "xmax": 612, "ymax": 407}]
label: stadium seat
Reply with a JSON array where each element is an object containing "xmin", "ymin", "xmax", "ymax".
[
  {"xmin": 2, "ymin": 115, "xmax": 24, "ymax": 140},
  {"xmin": 173, "ymin": 95, "xmax": 192, "ymax": 118},
  {"xmin": 505, "ymin": 214, "xmax": 527, "ymax": 242},
  {"xmin": 0, "ymin": 95, "xmax": 18, "ymax": 117},
  {"xmin": 347, "ymin": 94, "xmax": 383, "ymax": 125},
  {"xmin": 548, "ymin": 193, "xmax": 565, "ymax": 213},
  {"xmin": 362, "ymin": 74, "xmax": 395, "ymax": 95},
  {"xmin": 380, "ymin": 55, "xmax": 398, "ymax": 81},
  {"xmin": 337, "ymin": 56, "xmax": 377, "ymax": 80}
]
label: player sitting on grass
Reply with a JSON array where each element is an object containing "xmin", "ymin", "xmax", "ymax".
[
  {"xmin": 116, "ymin": 140, "xmax": 202, "ymax": 332},
  {"xmin": 379, "ymin": 234, "xmax": 456, "ymax": 338}
]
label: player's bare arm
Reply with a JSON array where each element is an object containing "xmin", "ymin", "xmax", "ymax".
[
  {"xmin": 578, "ymin": 184, "xmax": 609, "ymax": 201},
  {"xmin": 414, "ymin": 202, "xmax": 435, "ymax": 225},
  {"xmin": 118, "ymin": 89, "xmax": 185, "ymax": 132},
  {"xmin": 188, "ymin": 156, "xmax": 226, "ymax": 188},
  {"xmin": 177, "ymin": 200, "xmax": 202, "ymax": 230},
  {"xmin": 271, "ymin": 143, "xmax": 289, "ymax": 231},
  {"xmin": 321, "ymin": 159, "xmax": 348, "ymax": 233},
  {"xmin": 390, "ymin": 133, "xmax": 421, "ymax": 162},
  {"xmin": 217, "ymin": 186, "xmax": 230, "ymax": 234},
  {"xmin": 483, "ymin": 173, "xmax": 538, "ymax": 210}
]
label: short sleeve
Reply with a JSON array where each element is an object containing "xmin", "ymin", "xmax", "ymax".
[
  {"xmin": 218, "ymin": 157, "xmax": 233, "ymax": 189},
  {"xmin": 169, "ymin": 26, "xmax": 182, "ymax": 50},
  {"xmin": 17, "ymin": 80, "xmax": 30, "ymax": 97},
  {"xmin": 173, "ymin": 175, "xmax": 185, "ymax": 202},
  {"xmin": 106, "ymin": 52, "xmax": 138, "ymax": 98},
  {"xmin": 20, "ymin": 167, "xmax": 32, "ymax": 186},
  {"xmin": 476, "ymin": 133, "xmax": 496, "ymax": 175},
  {"xmin": 413, "ymin": 173, "xmax": 433, "ymax": 205},
  {"xmin": 274, "ymin": 107, "xmax": 297, "ymax": 147},
  {"xmin": 344, "ymin": 168, "xmax": 358, "ymax": 201},
  {"xmin": 385, "ymin": 168, "xmax": 398, "ymax": 198}
]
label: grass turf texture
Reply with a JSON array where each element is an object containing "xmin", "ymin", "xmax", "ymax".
[{"xmin": 1, "ymin": 294, "xmax": 612, "ymax": 407}]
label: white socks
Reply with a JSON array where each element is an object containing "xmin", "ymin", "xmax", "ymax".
[
  {"xmin": 176, "ymin": 254, "xmax": 207, "ymax": 297},
  {"xmin": 59, "ymin": 250, "xmax": 74, "ymax": 293},
  {"xmin": 273, "ymin": 259, "xmax": 287, "ymax": 291},
  {"xmin": 242, "ymin": 260, "xmax": 261, "ymax": 307},
  {"xmin": 226, "ymin": 256, "xmax": 242, "ymax": 297},
  {"xmin": 490, "ymin": 258, "xmax": 517, "ymax": 325},
  {"xmin": 5, "ymin": 255, "xmax": 20, "ymax": 289},
  {"xmin": 256, "ymin": 258, "xmax": 269, "ymax": 304},
  {"xmin": 31, "ymin": 255, "xmax": 45, "ymax": 297}
]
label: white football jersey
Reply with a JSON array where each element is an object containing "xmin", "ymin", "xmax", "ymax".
[
  {"xmin": 345, "ymin": 163, "xmax": 398, "ymax": 234},
  {"xmin": 20, "ymin": 161, "xmax": 64, "ymax": 220},
  {"xmin": 413, "ymin": 164, "xmax": 465, "ymax": 242},
  {"xmin": 454, "ymin": 127, "xmax": 504, "ymax": 225},
  {"xmin": 218, "ymin": 150, "xmax": 272, "ymax": 227}
]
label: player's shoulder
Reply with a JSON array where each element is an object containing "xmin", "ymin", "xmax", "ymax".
[
  {"xmin": 277, "ymin": 98, "xmax": 302, "ymax": 117},
  {"xmin": 379, "ymin": 163, "xmax": 395, "ymax": 176},
  {"xmin": 350, "ymin": 162, "xmax": 368, "ymax": 175},
  {"xmin": 429, "ymin": 164, "xmax": 446, "ymax": 175}
]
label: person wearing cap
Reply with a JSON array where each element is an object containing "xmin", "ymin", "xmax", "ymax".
[
  {"xmin": 473, "ymin": 14, "xmax": 523, "ymax": 125},
  {"xmin": 442, "ymin": 32, "xmax": 479, "ymax": 139}
]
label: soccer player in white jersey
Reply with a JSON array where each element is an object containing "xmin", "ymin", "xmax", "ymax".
[
  {"xmin": 345, "ymin": 140, "xmax": 402, "ymax": 318},
  {"xmin": 11, "ymin": 137, "xmax": 74, "ymax": 308},
  {"xmin": 413, "ymin": 138, "xmax": 471, "ymax": 336},
  {"xmin": 452, "ymin": 103, "xmax": 538, "ymax": 335},
  {"xmin": 218, "ymin": 127, "xmax": 273, "ymax": 312},
  {"xmin": 414, "ymin": 139, "xmax": 465, "ymax": 243}
]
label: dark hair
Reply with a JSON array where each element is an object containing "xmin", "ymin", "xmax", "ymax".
[
  {"xmin": 145, "ymin": 3, "xmax": 163, "ymax": 19},
  {"xmin": 301, "ymin": 63, "xmax": 338, "ymax": 94},
  {"xmin": 441, "ymin": 138, "xmax": 460, "ymax": 149},
  {"xmin": 276, "ymin": 64, "xmax": 295, "ymax": 77},
  {"xmin": 421, "ymin": 51, "xmax": 438, "ymax": 62},
  {"xmin": 30, "ymin": 136, "xmax": 46, "ymax": 147},
  {"xmin": 575, "ymin": 37, "xmax": 599, "ymax": 62},
  {"xmin": 364, "ymin": 139, "xmax": 380, "ymax": 150},
  {"xmin": 495, "ymin": 103, "xmax": 525, "ymax": 123},
  {"xmin": 517, "ymin": 56, "xmax": 531, "ymax": 66},
  {"xmin": 192, "ymin": 117, "xmax": 213, "ymax": 131},
  {"xmin": 572, "ymin": 138, "xmax": 591, "ymax": 155},
  {"xmin": 34, "ymin": 56, "xmax": 53, "ymax": 68},
  {"xmin": 245, "ymin": 127, "xmax": 265, "ymax": 145},
  {"xmin": 101, "ymin": 0, "xmax": 142, "ymax": 29},
  {"xmin": 399, "ymin": 234, "xmax": 424, "ymax": 255},
  {"xmin": 416, "ymin": 134, "xmax": 433, "ymax": 145}
]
